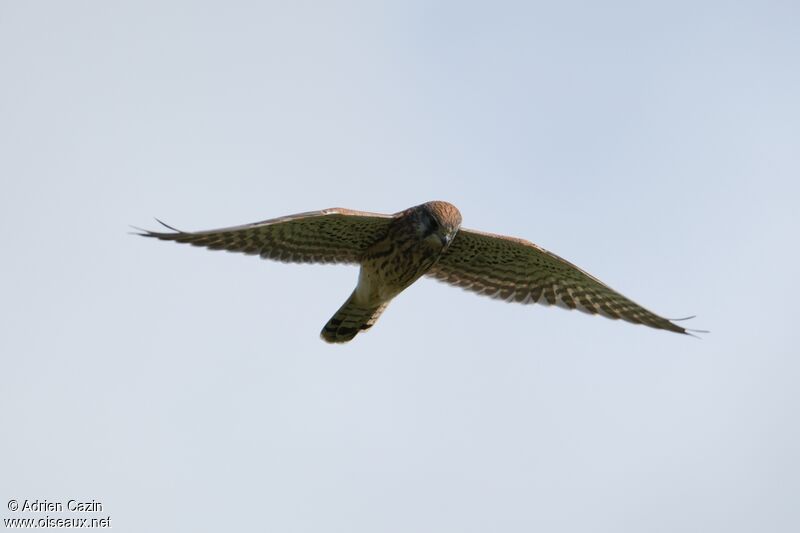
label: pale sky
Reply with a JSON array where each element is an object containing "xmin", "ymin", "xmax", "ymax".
[{"xmin": 1, "ymin": 1, "xmax": 798, "ymax": 532}]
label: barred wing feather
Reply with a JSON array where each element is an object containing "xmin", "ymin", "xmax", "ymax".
[{"xmin": 429, "ymin": 228, "xmax": 688, "ymax": 334}]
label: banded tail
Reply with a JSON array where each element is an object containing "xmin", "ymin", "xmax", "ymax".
[{"xmin": 321, "ymin": 292, "xmax": 389, "ymax": 343}]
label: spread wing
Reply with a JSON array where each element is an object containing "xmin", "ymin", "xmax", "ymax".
[
  {"xmin": 136, "ymin": 208, "xmax": 393, "ymax": 264},
  {"xmin": 429, "ymin": 228, "xmax": 692, "ymax": 334}
]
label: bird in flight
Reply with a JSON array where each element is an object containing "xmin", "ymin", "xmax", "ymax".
[{"xmin": 136, "ymin": 201, "xmax": 699, "ymax": 343}]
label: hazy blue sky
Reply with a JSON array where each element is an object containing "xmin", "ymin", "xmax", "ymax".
[{"xmin": 1, "ymin": 1, "xmax": 798, "ymax": 531}]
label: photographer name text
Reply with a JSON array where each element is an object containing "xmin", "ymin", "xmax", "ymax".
[{"xmin": 9, "ymin": 499, "xmax": 102, "ymax": 513}]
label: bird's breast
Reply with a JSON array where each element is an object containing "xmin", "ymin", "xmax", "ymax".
[{"xmin": 357, "ymin": 237, "xmax": 445, "ymax": 304}]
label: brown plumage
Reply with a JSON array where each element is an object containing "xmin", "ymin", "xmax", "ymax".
[{"xmin": 136, "ymin": 200, "xmax": 698, "ymax": 342}]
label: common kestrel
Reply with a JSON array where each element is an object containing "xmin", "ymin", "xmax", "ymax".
[{"xmin": 137, "ymin": 201, "xmax": 697, "ymax": 343}]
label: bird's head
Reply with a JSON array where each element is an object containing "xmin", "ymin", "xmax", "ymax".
[{"xmin": 415, "ymin": 201, "xmax": 462, "ymax": 250}]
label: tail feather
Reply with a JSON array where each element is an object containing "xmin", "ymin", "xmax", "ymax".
[{"xmin": 321, "ymin": 292, "xmax": 389, "ymax": 343}]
